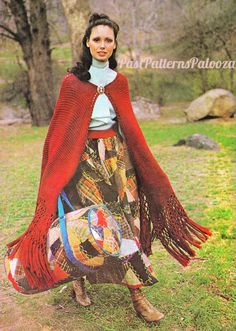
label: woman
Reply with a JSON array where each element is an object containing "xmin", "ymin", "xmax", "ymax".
[
  {"xmin": 6, "ymin": 13, "xmax": 212, "ymax": 324},
  {"xmin": 64, "ymin": 13, "xmax": 163, "ymax": 323}
]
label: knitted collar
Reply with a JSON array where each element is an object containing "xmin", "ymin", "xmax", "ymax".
[
  {"xmin": 91, "ymin": 57, "xmax": 109, "ymax": 69},
  {"xmin": 86, "ymin": 71, "xmax": 120, "ymax": 90}
]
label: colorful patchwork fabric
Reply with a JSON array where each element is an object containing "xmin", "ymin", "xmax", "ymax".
[
  {"xmin": 62, "ymin": 128, "xmax": 158, "ymax": 288},
  {"xmin": 4, "ymin": 127, "xmax": 158, "ymax": 294}
]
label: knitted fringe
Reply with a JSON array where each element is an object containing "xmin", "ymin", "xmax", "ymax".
[
  {"xmin": 139, "ymin": 188, "xmax": 212, "ymax": 266},
  {"xmin": 6, "ymin": 186, "xmax": 212, "ymax": 290},
  {"xmin": 6, "ymin": 196, "xmax": 57, "ymax": 289},
  {"xmin": 139, "ymin": 187, "xmax": 153, "ymax": 257}
]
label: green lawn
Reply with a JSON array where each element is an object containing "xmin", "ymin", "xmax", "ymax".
[{"xmin": 0, "ymin": 120, "xmax": 235, "ymax": 331}]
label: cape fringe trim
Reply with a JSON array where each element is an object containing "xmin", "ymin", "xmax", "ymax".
[
  {"xmin": 140, "ymin": 189, "xmax": 212, "ymax": 266},
  {"xmin": 6, "ymin": 197, "xmax": 57, "ymax": 289},
  {"xmin": 6, "ymin": 190, "xmax": 212, "ymax": 289},
  {"xmin": 139, "ymin": 187, "xmax": 152, "ymax": 256}
]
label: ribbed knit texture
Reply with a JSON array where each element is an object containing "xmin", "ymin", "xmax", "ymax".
[{"xmin": 6, "ymin": 72, "xmax": 212, "ymax": 290}]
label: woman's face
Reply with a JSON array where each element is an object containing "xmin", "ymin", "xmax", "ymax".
[{"xmin": 86, "ymin": 25, "xmax": 116, "ymax": 62}]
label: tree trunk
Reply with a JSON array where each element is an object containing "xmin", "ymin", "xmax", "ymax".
[
  {"xmin": 60, "ymin": 0, "xmax": 91, "ymax": 64},
  {"xmin": 7, "ymin": 0, "xmax": 55, "ymax": 126}
]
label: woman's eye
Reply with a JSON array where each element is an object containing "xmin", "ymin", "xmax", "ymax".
[{"xmin": 92, "ymin": 38, "xmax": 113, "ymax": 42}]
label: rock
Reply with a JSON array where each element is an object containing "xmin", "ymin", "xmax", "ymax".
[
  {"xmin": 185, "ymin": 134, "xmax": 220, "ymax": 151},
  {"xmin": 131, "ymin": 96, "xmax": 160, "ymax": 119},
  {"xmin": 0, "ymin": 118, "xmax": 24, "ymax": 125},
  {"xmin": 184, "ymin": 89, "xmax": 236, "ymax": 121},
  {"xmin": 173, "ymin": 139, "xmax": 186, "ymax": 146},
  {"xmin": 174, "ymin": 134, "xmax": 220, "ymax": 151},
  {"xmin": 0, "ymin": 105, "xmax": 31, "ymax": 125}
]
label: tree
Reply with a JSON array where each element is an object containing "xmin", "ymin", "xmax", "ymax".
[
  {"xmin": 0, "ymin": 0, "xmax": 55, "ymax": 126},
  {"xmin": 60, "ymin": 0, "xmax": 91, "ymax": 64},
  {"xmin": 159, "ymin": 0, "xmax": 236, "ymax": 93}
]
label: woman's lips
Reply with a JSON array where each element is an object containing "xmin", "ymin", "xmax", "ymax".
[{"xmin": 98, "ymin": 52, "xmax": 107, "ymax": 55}]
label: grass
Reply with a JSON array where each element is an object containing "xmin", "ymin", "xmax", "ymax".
[{"xmin": 0, "ymin": 119, "xmax": 235, "ymax": 331}]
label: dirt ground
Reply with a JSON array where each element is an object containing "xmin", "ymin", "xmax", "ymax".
[{"xmin": 0, "ymin": 238, "xmax": 58, "ymax": 331}]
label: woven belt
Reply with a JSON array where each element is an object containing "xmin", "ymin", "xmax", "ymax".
[{"xmin": 87, "ymin": 125, "xmax": 117, "ymax": 139}]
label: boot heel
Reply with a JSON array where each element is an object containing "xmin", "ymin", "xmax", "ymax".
[
  {"xmin": 72, "ymin": 278, "xmax": 92, "ymax": 306},
  {"xmin": 129, "ymin": 288, "xmax": 165, "ymax": 323},
  {"xmin": 136, "ymin": 312, "xmax": 162, "ymax": 325}
]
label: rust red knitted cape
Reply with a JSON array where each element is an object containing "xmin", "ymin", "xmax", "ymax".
[{"xmin": 6, "ymin": 72, "xmax": 212, "ymax": 290}]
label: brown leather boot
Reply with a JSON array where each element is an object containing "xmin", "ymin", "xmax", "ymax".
[
  {"xmin": 129, "ymin": 288, "xmax": 165, "ymax": 323},
  {"xmin": 72, "ymin": 278, "xmax": 92, "ymax": 306}
]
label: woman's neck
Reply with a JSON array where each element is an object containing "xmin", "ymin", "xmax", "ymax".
[{"xmin": 91, "ymin": 57, "xmax": 109, "ymax": 69}]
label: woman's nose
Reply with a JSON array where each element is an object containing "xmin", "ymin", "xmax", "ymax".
[{"xmin": 100, "ymin": 41, "xmax": 105, "ymax": 48}]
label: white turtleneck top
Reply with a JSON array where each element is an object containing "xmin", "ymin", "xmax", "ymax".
[{"xmin": 88, "ymin": 57, "xmax": 124, "ymax": 137}]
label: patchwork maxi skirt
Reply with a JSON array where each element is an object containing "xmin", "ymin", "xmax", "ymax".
[{"xmin": 62, "ymin": 122, "xmax": 158, "ymax": 289}]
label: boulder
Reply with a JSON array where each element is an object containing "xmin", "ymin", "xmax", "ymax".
[
  {"xmin": 132, "ymin": 96, "xmax": 160, "ymax": 119},
  {"xmin": 173, "ymin": 134, "xmax": 220, "ymax": 151},
  {"xmin": 0, "ymin": 118, "xmax": 24, "ymax": 125},
  {"xmin": 0, "ymin": 105, "xmax": 31, "ymax": 125},
  {"xmin": 184, "ymin": 89, "xmax": 236, "ymax": 121}
]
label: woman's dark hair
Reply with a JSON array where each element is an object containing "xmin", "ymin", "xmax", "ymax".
[{"xmin": 68, "ymin": 13, "xmax": 120, "ymax": 81}]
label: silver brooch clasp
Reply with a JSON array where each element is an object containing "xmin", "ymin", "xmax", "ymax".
[{"xmin": 97, "ymin": 85, "xmax": 105, "ymax": 94}]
